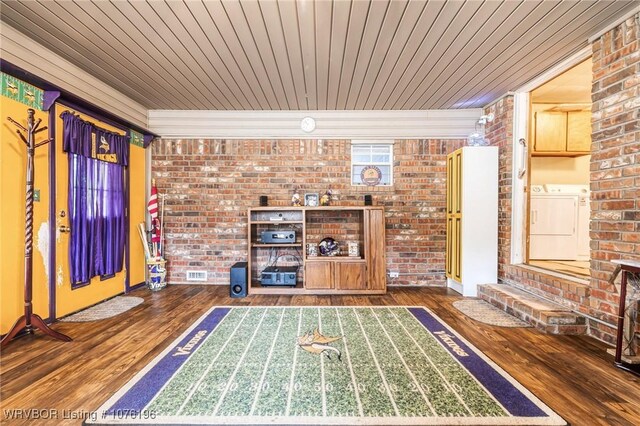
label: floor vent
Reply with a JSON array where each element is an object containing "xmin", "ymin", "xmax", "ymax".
[{"xmin": 186, "ymin": 270, "xmax": 207, "ymax": 282}]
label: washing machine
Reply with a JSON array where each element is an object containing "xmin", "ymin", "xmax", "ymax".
[
  {"xmin": 530, "ymin": 184, "xmax": 590, "ymax": 260},
  {"xmin": 546, "ymin": 184, "xmax": 590, "ymax": 260}
]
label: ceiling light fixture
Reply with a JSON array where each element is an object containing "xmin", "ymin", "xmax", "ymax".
[
  {"xmin": 467, "ymin": 113, "xmax": 494, "ymax": 146},
  {"xmin": 477, "ymin": 113, "xmax": 495, "ymax": 125}
]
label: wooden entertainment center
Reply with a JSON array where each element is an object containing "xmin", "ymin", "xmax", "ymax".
[{"xmin": 247, "ymin": 206, "xmax": 386, "ymax": 295}]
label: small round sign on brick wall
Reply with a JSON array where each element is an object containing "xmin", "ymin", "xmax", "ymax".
[{"xmin": 361, "ymin": 165, "xmax": 382, "ymax": 186}]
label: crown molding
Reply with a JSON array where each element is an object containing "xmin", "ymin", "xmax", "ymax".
[{"xmin": 148, "ymin": 109, "xmax": 483, "ymax": 140}]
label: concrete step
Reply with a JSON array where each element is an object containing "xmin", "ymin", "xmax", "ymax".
[{"xmin": 478, "ymin": 284, "xmax": 586, "ymax": 335}]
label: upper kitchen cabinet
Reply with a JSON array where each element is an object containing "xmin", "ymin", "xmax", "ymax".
[
  {"xmin": 566, "ymin": 111, "xmax": 592, "ymax": 152},
  {"xmin": 533, "ymin": 111, "xmax": 591, "ymax": 156}
]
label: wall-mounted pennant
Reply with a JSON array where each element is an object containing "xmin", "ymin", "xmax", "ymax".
[
  {"xmin": 130, "ymin": 130, "xmax": 145, "ymax": 148},
  {"xmin": 1, "ymin": 72, "xmax": 44, "ymax": 110}
]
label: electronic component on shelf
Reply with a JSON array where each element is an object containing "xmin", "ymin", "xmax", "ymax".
[
  {"xmin": 261, "ymin": 230, "xmax": 296, "ymax": 243},
  {"xmin": 260, "ymin": 266, "xmax": 298, "ymax": 286}
]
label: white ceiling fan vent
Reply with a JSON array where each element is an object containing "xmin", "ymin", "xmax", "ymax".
[{"xmin": 186, "ymin": 270, "xmax": 207, "ymax": 282}]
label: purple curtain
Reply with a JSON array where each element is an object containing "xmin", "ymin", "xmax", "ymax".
[
  {"xmin": 62, "ymin": 112, "xmax": 127, "ymax": 287},
  {"xmin": 95, "ymin": 128, "xmax": 129, "ymax": 167},
  {"xmin": 62, "ymin": 111, "xmax": 93, "ymax": 158},
  {"xmin": 62, "ymin": 111, "xmax": 129, "ymax": 166}
]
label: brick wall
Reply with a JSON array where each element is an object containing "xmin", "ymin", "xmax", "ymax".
[
  {"xmin": 485, "ymin": 96, "xmax": 595, "ymax": 325},
  {"xmin": 589, "ymin": 13, "xmax": 640, "ymax": 343},
  {"xmin": 484, "ymin": 96, "xmax": 514, "ymax": 280},
  {"xmin": 152, "ymin": 138, "xmax": 465, "ymax": 286},
  {"xmin": 483, "ymin": 14, "xmax": 640, "ymax": 344},
  {"xmin": 485, "ymin": 95, "xmax": 607, "ymax": 341}
]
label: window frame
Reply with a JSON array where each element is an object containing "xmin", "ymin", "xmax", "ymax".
[{"xmin": 350, "ymin": 140, "xmax": 394, "ymax": 187}]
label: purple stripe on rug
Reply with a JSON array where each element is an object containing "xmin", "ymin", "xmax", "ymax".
[
  {"xmin": 408, "ymin": 307, "xmax": 547, "ymax": 417},
  {"xmin": 106, "ymin": 307, "xmax": 231, "ymax": 414}
]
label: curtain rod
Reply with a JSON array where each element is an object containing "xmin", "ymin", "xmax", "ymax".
[
  {"xmin": 59, "ymin": 102, "xmax": 127, "ymax": 132},
  {"xmin": 60, "ymin": 109, "xmax": 129, "ymax": 138}
]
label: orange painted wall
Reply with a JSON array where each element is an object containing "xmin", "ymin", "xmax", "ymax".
[
  {"xmin": 1, "ymin": 74, "xmax": 148, "ymax": 333},
  {"xmin": 129, "ymin": 143, "xmax": 147, "ymax": 287},
  {"xmin": 1, "ymin": 94, "xmax": 50, "ymax": 334}
]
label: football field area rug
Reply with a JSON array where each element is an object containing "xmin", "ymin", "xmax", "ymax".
[{"xmin": 89, "ymin": 307, "xmax": 565, "ymax": 425}]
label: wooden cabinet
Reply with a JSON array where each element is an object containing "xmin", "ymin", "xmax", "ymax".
[
  {"xmin": 566, "ymin": 111, "xmax": 591, "ymax": 152},
  {"xmin": 306, "ymin": 260, "xmax": 366, "ymax": 290},
  {"xmin": 335, "ymin": 262, "xmax": 366, "ymax": 290},
  {"xmin": 366, "ymin": 208, "xmax": 386, "ymax": 291},
  {"xmin": 305, "ymin": 261, "xmax": 333, "ymax": 289},
  {"xmin": 445, "ymin": 147, "xmax": 498, "ymax": 297},
  {"xmin": 248, "ymin": 206, "xmax": 385, "ymax": 295},
  {"xmin": 533, "ymin": 111, "xmax": 590, "ymax": 155},
  {"xmin": 534, "ymin": 112, "xmax": 567, "ymax": 152}
]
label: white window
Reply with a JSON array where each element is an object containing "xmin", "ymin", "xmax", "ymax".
[{"xmin": 351, "ymin": 142, "xmax": 393, "ymax": 186}]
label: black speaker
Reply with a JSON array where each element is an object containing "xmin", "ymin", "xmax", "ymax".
[
  {"xmin": 364, "ymin": 194, "xmax": 372, "ymax": 206},
  {"xmin": 259, "ymin": 195, "xmax": 268, "ymax": 206},
  {"xmin": 230, "ymin": 261, "xmax": 248, "ymax": 298}
]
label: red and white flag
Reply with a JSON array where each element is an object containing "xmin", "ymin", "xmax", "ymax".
[
  {"xmin": 148, "ymin": 185, "xmax": 161, "ymax": 249},
  {"xmin": 148, "ymin": 185, "xmax": 159, "ymax": 220}
]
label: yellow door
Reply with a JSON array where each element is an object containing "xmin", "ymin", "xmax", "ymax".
[
  {"xmin": 54, "ymin": 104, "xmax": 128, "ymax": 318},
  {"xmin": 446, "ymin": 149, "xmax": 462, "ymax": 281},
  {"xmin": 446, "ymin": 153, "xmax": 454, "ymax": 278}
]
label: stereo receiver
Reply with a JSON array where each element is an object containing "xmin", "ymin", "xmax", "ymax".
[
  {"xmin": 261, "ymin": 230, "xmax": 296, "ymax": 244},
  {"xmin": 260, "ymin": 266, "xmax": 298, "ymax": 286}
]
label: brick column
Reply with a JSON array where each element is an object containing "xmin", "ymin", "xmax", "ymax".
[
  {"xmin": 484, "ymin": 96, "xmax": 514, "ymax": 281},
  {"xmin": 590, "ymin": 13, "xmax": 640, "ymax": 343}
]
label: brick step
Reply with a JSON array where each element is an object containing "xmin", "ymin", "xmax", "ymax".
[{"xmin": 478, "ymin": 284, "xmax": 586, "ymax": 335}]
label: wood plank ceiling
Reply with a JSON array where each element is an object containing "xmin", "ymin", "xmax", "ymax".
[{"xmin": 1, "ymin": 0, "xmax": 636, "ymax": 110}]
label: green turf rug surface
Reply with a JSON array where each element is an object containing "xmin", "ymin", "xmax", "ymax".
[{"xmin": 89, "ymin": 306, "xmax": 565, "ymax": 425}]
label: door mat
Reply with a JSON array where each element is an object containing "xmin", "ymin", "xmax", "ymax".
[
  {"xmin": 89, "ymin": 306, "xmax": 564, "ymax": 425},
  {"xmin": 60, "ymin": 296, "xmax": 144, "ymax": 322},
  {"xmin": 452, "ymin": 299, "xmax": 531, "ymax": 328}
]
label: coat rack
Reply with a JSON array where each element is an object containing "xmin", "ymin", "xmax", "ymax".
[{"xmin": 1, "ymin": 108, "xmax": 72, "ymax": 348}]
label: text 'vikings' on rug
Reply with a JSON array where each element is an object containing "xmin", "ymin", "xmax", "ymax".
[{"xmin": 89, "ymin": 306, "xmax": 566, "ymax": 425}]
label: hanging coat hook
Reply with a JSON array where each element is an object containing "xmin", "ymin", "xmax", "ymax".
[
  {"xmin": 34, "ymin": 139, "xmax": 52, "ymax": 149},
  {"xmin": 32, "ymin": 117, "xmax": 42, "ymax": 131},
  {"xmin": 16, "ymin": 130, "xmax": 29, "ymax": 147},
  {"xmin": 7, "ymin": 116, "xmax": 27, "ymax": 132}
]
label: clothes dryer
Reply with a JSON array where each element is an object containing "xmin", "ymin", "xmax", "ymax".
[{"xmin": 530, "ymin": 184, "xmax": 588, "ymax": 260}]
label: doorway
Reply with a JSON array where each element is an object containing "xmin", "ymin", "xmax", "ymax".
[
  {"xmin": 526, "ymin": 59, "xmax": 592, "ymax": 279},
  {"xmin": 53, "ymin": 104, "xmax": 130, "ymax": 318}
]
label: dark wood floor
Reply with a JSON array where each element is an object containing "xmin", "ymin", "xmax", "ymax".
[{"xmin": 1, "ymin": 285, "xmax": 639, "ymax": 425}]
